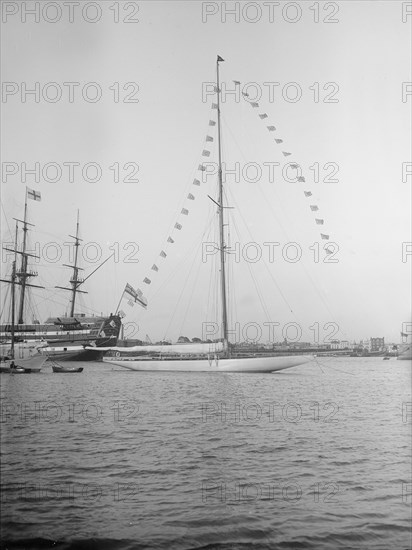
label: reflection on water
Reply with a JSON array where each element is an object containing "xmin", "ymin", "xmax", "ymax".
[{"xmin": 0, "ymin": 358, "xmax": 410, "ymax": 549}]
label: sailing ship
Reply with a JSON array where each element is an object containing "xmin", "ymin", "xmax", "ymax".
[
  {"xmin": 0, "ymin": 203, "xmax": 48, "ymax": 373},
  {"xmin": 103, "ymin": 57, "xmax": 313, "ymax": 373},
  {"xmin": 0, "ymin": 195, "xmax": 122, "ymax": 361}
]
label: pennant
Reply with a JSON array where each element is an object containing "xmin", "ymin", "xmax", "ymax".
[
  {"xmin": 27, "ymin": 188, "xmax": 41, "ymax": 201},
  {"xmin": 250, "ymin": 102, "xmax": 259, "ymax": 108},
  {"xmin": 143, "ymin": 277, "xmax": 151, "ymax": 284},
  {"xmin": 174, "ymin": 223, "xmax": 182, "ymax": 230},
  {"xmin": 259, "ymin": 113, "xmax": 268, "ymax": 119},
  {"xmin": 217, "ymin": 55, "xmax": 224, "ymax": 62},
  {"xmin": 127, "ymin": 299, "xmax": 135, "ymax": 307},
  {"xmin": 202, "ymin": 150, "xmax": 210, "ymax": 157},
  {"xmin": 320, "ymin": 234, "xmax": 329, "ymax": 240},
  {"xmin": 198, "ymin": 165, "xmax": 206, "ymax": 171},
  {"xmin": 193, "ymin": 179, "xmax": 200, "ymax": 186},
  {"xmin": 187, "ymin": 193, "xmax": 195, "ymax": 200},
  {"xmin": 310, "ymin": 205, "xmax": 319, "ymax": 211},
  {"xmin": 214, "ymin": 86, "xmax": 220, "ymax": 92},
  {"xmin": 167, "ymin": 237, "xmax": 175, "ymax": 243},
  {"xmin": 211, "ymin": 103, "xmax": 218, "ymax": 109},
  {"xmin": 401, "ymin": 332, "xmax": 409, "ymax": 337},
  {"xmin": 304, "ymin": 191, "xmax": 312, "ymax": 197},
  {"xmin": 290, "ymin": 163, "xmax": 299, "ymax": 169},
  {"xmin": 315, "ymin": 219, "xmax": 324, "ymax": 225},
  {"xmin": 151, "ymin": 264, "xmax": 159, "ymax": 272},
  {"xmin": 206, "ymin": 135, "xmax": 214, "ymax": 142},
  {"xmin": 209, "ymin": 120, "xmax": 216, "ymax": 126},
  {"xmin": 160, "ymin": 250, "xmax": 167, "ymax": 258},
  {"xmin": 242, "ymin": 92, "xmax": 249, "ymax": 97},
  {"xmin": 282, "ymin": 151, "xmax": 291, "ymax": 157},
  {"xmin": 181, "ymin": 208, "xmax": 189, "ymax": 215},
  {"xmin": 325, "ymin": 248, "xmax": 333, "ymax": 255},
  {"xmin": 109, "ymin": 320, "xmax": 116, "ymax": 328},
  {"xmin": 267, "ymin": 126, "xmax": 276, "ymax": 131},
  {"xmin": 275, "ymin": 139, "xmax": 283, "ymax": 144},
  {"xmin": 118, "ymin": 310, "xmax": 126, "ymax": 318},
  {"xmin": 297, "ymin": 176, "xmax": 305, "ymax": 182},
  {"xmin": 233, "ymin": 80, "xmax": 240, "ymax": 85}
]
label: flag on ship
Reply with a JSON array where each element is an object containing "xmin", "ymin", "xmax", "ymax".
[
  {"xmin": 27, "ymin": 188, "xmax": 41, "ymax": 201},
  {"xmin": 124, "ymin": 282, "xmax": 147, "ymax": 308}
]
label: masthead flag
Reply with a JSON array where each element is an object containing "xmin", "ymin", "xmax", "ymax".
[
  {"xmin": 27, "ymin": 188, "xmax": 41, "ymax": 201},
  {"xmin": 217, "ymin": 55, "xmax": 224, "ymax": 62}
]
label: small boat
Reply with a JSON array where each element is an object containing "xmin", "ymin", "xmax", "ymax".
[
  {"xmin": 383, "ymin": 356, "xmax": 390, "ymax": 360},
  {"xmin": 52, "ymin": 364, "xmax": 83, "ymax": 373}
]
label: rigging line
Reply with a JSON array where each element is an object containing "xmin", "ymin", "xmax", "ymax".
[
  {"xmin": 226, "ymin": 185, "xmax": 295, "ymax": 315},
  {"xmin": 154, "ymin": 116, "xmax": 218, "ymax": 271},
  {"xmin": 313, "ymin": 357, "xmax": 356, "ymax": 376},
  {"xmin": 225, "ymin": 107, "xmax": 343, "ymax": 327},
  {"xmin": 0, "ymin": 202, "xmax": 13, "ymax": 239},
  {"xmin": 162, "ymin": 236, "xmax": 204, "ymax": 341},
  {"xmin": 229, "ymin": 211, "xmax": 272, "ymax": 323},
  {"xmin": 177, "ymin": 240, "xmax": 205, "ymax": 338},
  {"xmin": 147, "ymin": 206, "xmax": 216, "ymax": 305}
]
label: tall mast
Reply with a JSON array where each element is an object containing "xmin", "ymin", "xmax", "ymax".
[
  {"xmin": 16, "ymin": 189, "xmax": 42, "ymax": 324},
  {"xmin": 70, "ymin": 210, "xmax": 81, "ymax": 317},
  {"xmin": 0, "ymin": 190, "xmax": 44, "ymax": 327},
  {"xmin": 10, "ymin": 222, "xmax": 18, "ymax": 359},
  {"xmin": 17, "ymin": 192, "xmax": 29, "ymax": 324},
  {"xmin": 216, "ymin": 55, "xmax": 229, "ymax": 351},
  {"xmin": 55, "ymin": 210, "xmax": 87, "ymax": 317}
]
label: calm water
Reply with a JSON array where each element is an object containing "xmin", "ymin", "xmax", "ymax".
[{"xmin": 0, "ymin": 357, "xmax": 411, "ymax": 550}]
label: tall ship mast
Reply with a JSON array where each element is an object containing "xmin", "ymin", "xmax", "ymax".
[
  {"xmin": 0, "ymin": 194, "xmax": 122, "ymax": 362},
  {"xmin": 55, "ymin": 210, "xmax": 87, "ymax": 317},
  {"xmin": 216, "ymin": 55, "xmax": 229, "ymax": 354},
  {"xmin": 1, "ymin": 189, "xmax": 45, "ymax": 324}
]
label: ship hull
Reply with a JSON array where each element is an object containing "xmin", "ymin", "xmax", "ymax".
[
  {"xmin": 104, "ymin": 354, "xmax": 313, "ymax": 373},
  {"xmin": 41, "ymin": 346, "xmax": 104, "ymax": 361}
]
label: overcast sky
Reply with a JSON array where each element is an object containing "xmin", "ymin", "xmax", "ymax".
[{"xmin": 1, "ymin": 1, "xmax": 411, "ymax": 344}]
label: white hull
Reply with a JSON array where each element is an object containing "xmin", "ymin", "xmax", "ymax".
[{"xmin": 104, "ymin": 354, "xmax": 313, "ymax": 373}]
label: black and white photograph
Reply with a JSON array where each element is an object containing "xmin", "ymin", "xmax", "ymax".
[{"xmin": 0, "ymin": 1, "xmax": 411, "ymax": 548}]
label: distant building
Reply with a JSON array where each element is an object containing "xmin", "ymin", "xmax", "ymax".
[
  {"xmin": 330, "ymin": 340, "xmax": 340, "ymax": 350},
  {"xmin": 370, "ymin": 337, "xmax": 385, "ymax": 352}
]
